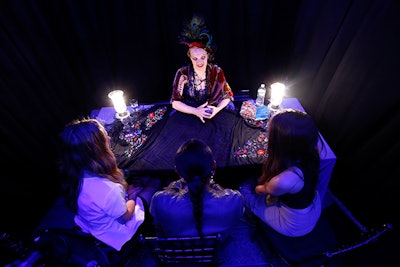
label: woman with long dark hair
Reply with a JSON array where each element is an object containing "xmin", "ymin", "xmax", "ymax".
[
  {"xmin": 150, "ymin": 138, "xmax": 244, "ymax": 236},
  {"xmin": 240, "ymin": 109, "xmax": 323, "ymax": 237}
]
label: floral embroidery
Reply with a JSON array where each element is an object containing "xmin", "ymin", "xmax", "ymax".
[
  {"xmin": 233, "ymin": 132, "xmax": 268, "ymax": 159},
  {"xmin": 109, "ymin": 106, "xmax": 168, "ymax": 158},
  {"xmin": 144, "ymin": 108, "xmax": 168, "ymax": 130}
]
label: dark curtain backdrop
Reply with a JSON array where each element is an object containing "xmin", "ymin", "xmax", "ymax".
[{"xmin": 1, "ymin": 0, "xmax": 399, "ymax": 236}]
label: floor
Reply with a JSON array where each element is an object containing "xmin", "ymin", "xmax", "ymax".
[{"xmin": 2, "ymin": 188, "xmax": 397, "ymax": 267}]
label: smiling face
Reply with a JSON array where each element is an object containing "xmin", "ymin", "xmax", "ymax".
[{"xmin": 188, "ymin": 47, "xmax": 209, "ymax": 74}]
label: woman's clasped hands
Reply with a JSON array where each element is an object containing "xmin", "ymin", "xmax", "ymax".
[{"xmin": 193, "ymin": 102, "xmax": 216, "ymax": 123}]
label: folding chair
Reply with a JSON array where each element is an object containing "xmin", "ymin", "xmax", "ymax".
[
  {"xmin": 139, "ymin": 233, "xmax": 222, "ymax": 267},
  {"xmin": 254, "ymin": 190, "xmax": 393, "ymax": 267}
]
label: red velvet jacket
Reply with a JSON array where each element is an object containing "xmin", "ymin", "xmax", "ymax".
[{"xmin": 171, "ymin": 64, "xmax": 234, "ymax": 106}]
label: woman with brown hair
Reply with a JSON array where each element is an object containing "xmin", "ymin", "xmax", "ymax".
[
  {"xmin": 59, "ymin": 118, "xmax": 160, "ymax": 264},
  {"xmin": 239, "ymin": 109, "xmax": 323, "ymax": 237}
]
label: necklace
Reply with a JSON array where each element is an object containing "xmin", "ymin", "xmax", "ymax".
[{"xmin": 193, "ymin": 72, "xmax": 206, "ymax": 89}]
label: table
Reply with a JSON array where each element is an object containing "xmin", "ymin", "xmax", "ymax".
[{"xmin": 94, "ymin": 98, "xmax": 336, "ymax": 199}]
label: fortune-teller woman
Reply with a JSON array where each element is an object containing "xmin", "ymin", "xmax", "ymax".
[
  {"xmin": 239, "ymin": 109, "xmax": 323, "ymax": 237},
  {"xmin": 58, "ymin": 118, "xmax": 160, "ymax": 264},
  {"xmin": 171, "ymin": 15, "xmax": 234, "ymax": 123}
]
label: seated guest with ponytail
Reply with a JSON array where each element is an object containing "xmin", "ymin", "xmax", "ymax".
[{"xmin": 150, "ymin": 138, "xmax": 244, "ymax": 237}]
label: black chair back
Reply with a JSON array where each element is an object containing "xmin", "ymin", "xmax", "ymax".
[{"xmin": 140, "ymin": 233, "xmax": 222, "ymax": 267}]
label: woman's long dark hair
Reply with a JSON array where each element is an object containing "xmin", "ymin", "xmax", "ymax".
[
  {"xmin": 174, "ymin": 138, "xmax": 214, "ymax": 236},
  {"xmin": 59, "ymin": 118, "xmax": 126, "ymax": 213},
  {"xmin": 259, "ymin": 109, "xmax": 322, "ymax": 192}
]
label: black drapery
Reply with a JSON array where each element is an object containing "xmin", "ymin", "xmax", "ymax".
[{"xmin": 1, "ymin": 0, "xmax": 399, "ymax": 235}]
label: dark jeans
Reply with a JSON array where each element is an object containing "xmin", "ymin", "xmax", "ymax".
[{"xmin": 118, "ymin": 196, "xmax": 155, "ymax": 266}]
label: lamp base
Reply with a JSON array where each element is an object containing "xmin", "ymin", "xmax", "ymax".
[
  {"xmin": 267, "ymin": 103, "xmax": 281, "ymax": 116},
  {"xmin": 115, "ymin": 110, "xmax": 130, "ymax": 120}
]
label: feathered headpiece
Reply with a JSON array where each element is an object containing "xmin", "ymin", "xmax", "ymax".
[{"xmin": 178, "ymin": 15, "xmax": 216, "ymax": 54}]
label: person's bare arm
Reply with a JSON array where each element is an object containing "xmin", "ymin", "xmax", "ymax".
[
  {"xmin": 172, "ymin": 100, "xmax": 212, "ymax": 123},
  {"xmin": 117, "ymin": 199, "xmax": 136, "ymax": 224},
  {"xmin": 255, "ymin": 169, "xmax": 304, "ymax": 196}
]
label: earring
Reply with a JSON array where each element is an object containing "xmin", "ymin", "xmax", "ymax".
[{"xmin": 209, "ymin": 171, "xmax": 216, "ymax": 187}]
